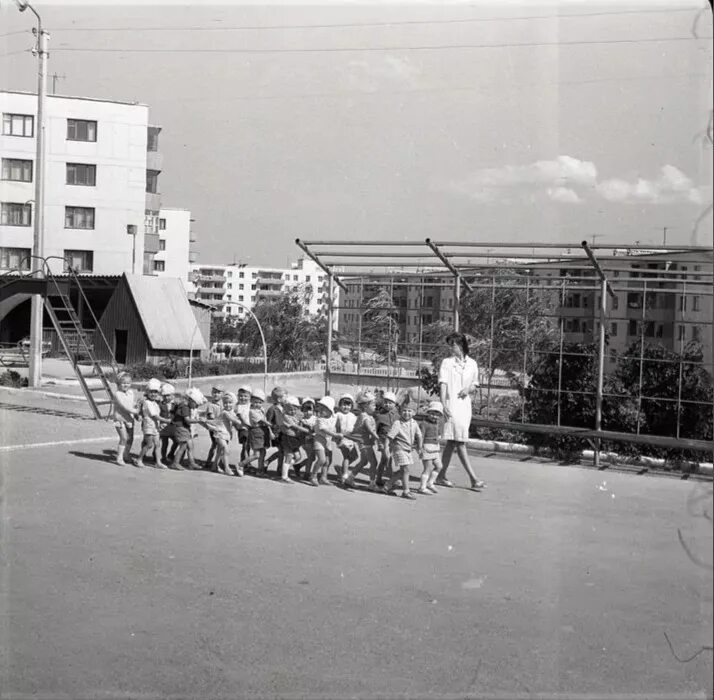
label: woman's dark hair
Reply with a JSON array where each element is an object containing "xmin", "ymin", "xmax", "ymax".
[{"xmin": 445, "ymin": 332, "xmax": 469, "ymax": 356}]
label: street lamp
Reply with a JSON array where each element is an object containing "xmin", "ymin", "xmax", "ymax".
[
  {"xmin": 127, "ymin": 225, "xmax": 137, "ymax": 273},
  {"xmin": 15, "ymin": 0, "xmax": 49, "ymax": 388}
]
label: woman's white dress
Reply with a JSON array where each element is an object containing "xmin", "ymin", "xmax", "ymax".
[{"xmin": 438, "ymin": 355, "xmax": 479, "ymax": 442}]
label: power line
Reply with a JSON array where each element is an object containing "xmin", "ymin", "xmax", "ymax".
[
  {"xmin": 44, "ymin": 6, "xmax": 704, "ymax": 33},
  {"xmin": 50, "ymin": 35, "xmax": 712, "ymax": 55}
]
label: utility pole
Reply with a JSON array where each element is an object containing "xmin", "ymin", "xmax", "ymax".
[
  {"xmin": 652, "ymin": 226, "xmax": 673, "ymax": 247},
  {"xmin": 50, "ymin": 71, "xmax": 65, "ymax": 94},
  {"xmin": 16, "ymin": 0, "xmax": 49, "ymax": 389}
]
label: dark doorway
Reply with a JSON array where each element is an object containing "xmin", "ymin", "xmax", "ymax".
[{"xmin": 114, "ymin": 329, "xmax": 128, "ymax": 364}]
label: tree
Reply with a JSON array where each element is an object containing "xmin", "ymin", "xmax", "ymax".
[
  {"xmin": 210, "ymin": 314, "xmax": 242, "ymax": 344},
  {"xmin": 361, "ymin": 288, "xmax": 399, "ymax": 363},
  {"xmin": 615, "ymin": 340, "xmax": 713, "ymax": 448},
  {"xmin": 417, "ymin": 270, "xmax": 557, "ymax": 395},
  {"xmin": 458, "ymin": 270, "xmax": 558, "ymax": 382},
  {"xmin": 238, "ymin": 285, "xmax": 326, "ymax": 366}
]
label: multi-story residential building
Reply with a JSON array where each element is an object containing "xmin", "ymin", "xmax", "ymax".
[
  {"xmin": 526, "ymin": 250, "xmax": 713, "ymax": 368},
  {"xmin": 151, "ymin": 207, "xmax": 196, "ymax": 285},
  {"xmin": 0, "ymin": 90, "xmax": 162, "ymax": 276},
  {"xmin": 189, "ymin": 257, "xmax": 332, "ymax": 319},
  {"xmin": 339, "ymin": 273, "xmax": 457, "ymax": 346}
]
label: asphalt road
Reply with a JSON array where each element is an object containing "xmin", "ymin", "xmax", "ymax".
[{"xmin": 1, "ymin": 389, "xmax": 712, "ymax": 699}]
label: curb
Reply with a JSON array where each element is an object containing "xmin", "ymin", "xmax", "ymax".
[{"xmin": 0, "ymin": 385, "xmax": 87, "ymax": 402}]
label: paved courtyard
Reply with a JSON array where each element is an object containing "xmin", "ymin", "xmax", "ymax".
[{"xmin": 1, "ymin": 388, "xmax": 712, "ymax": 699}]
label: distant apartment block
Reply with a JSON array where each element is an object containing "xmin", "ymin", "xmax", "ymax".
[
  {"xmin": 0, "ymin": 90, "xmax": 163, "ymax": 276},
  {"xmin": 151, "ymin": 208, "xmax": 196, "ymax": 285},
  {"xmin": 189, "ymin": 257, "xmax": 332, "ymax": 319},
  {"xmin": 527, "ymin": 250, "xmax": 713, "ymax": 368},
  {"xmin": 339, "ymin": 273, "xmax": 457, "ymax": 344}
]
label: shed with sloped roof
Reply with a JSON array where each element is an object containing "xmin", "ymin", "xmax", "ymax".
[{"xmin": 94, "ymin": 274, "xmax": 208, "ymax": 365}]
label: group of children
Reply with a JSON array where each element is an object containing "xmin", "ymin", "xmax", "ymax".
[{"xmin": 112, "ymin": 373, "xmax": 452, "ymax": 500}]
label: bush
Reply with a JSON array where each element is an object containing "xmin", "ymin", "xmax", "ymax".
[{"xmin": 0, "ymin": 370, "xmax": 28, "ymax": 388}]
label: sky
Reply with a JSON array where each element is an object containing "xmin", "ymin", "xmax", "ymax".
[{"xmin": 1, "ymin": 0, "xmax": 712, "ymax": 267}]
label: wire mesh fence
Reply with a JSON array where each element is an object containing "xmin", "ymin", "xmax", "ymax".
[{"xmin": 298, "ymin": 239, "xmax": 713, "ymax": 462}]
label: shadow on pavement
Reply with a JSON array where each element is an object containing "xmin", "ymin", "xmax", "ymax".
[
  {"xmin": 0, "ymin": 400, "xmax": 94, "ymax": 422},
  {"xmin": 69, "ymin": 450, "xmax": 119, "ymax": 465}
]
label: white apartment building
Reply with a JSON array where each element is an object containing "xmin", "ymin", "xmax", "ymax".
[
  {"xmin": 0, "ymin": 90, "xmax": 162, "ymax": 276},
  {"xmin": 190, "ymin": 257, "xmax": 334, "ymax": 319},
  {"xmin": 152, "ymin": 207, "xmax": 194, "ymax": 285}
]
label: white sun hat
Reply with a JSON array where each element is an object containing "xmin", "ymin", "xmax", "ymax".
[{"xmin": 317, "ymin": 396, "xmax": 335, "ymax": 415}]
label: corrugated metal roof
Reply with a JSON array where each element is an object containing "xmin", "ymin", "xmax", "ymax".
[{"xmin": 125, "ymin": 275, "xmax": 207, "ymax": 351}]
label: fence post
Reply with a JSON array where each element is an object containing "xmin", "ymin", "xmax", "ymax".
[
  {"xmin": 325, "ymin": 273, "xmax": 334, "ymax": 396},
  {"xmin": 594, "ymin": 277, "xmax": 608, "ymax": 468}
]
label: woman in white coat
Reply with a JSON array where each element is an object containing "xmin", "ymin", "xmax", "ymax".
[{"xmin": 435, "ymin": 332, "xmax": 486, "ymax": 491}]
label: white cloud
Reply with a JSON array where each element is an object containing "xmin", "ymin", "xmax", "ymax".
[
  {"xmin": 440, "ymin": 158, "xmax": 704, "ymax": 207},
  {"xmin": 547, "ymin": 187, "xmax": 582, "ymax": 204},
  {"xmin": 596, "ymin": 165, "xmax": 703, "ymax": 204}
]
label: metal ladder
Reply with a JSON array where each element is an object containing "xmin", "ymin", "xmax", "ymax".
[{"xmin": 43, "ymin": 265, "xmax": 119, "ymax": 420}]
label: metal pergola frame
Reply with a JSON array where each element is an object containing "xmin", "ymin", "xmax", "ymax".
[{"xmin": 295, "ymin": 238, "xmax": 714, "ymax": 466}]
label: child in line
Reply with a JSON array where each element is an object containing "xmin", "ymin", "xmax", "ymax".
[
  {"xmin": 204, "ymin": 385, "xmax": 225, "ymax": 470},
  {"xmin": 384, "ymin": 397, "xmax": 423, "ymax": 500},
  {"xmin": 293, "ymin": 397, "xmax": 316, "ymax": 479},
  {"xmin": 170, "ymin": 387, "xmax": 206, "ymax": 471},
  {"xmin": 135, "ymin": 378, "xmax": 169, "ymax": 469},
  {"xmin": 344, "ymin": 391, "xmax": 379, "ymax": 490},
  {"xmin": 159, "ymin": 383, "xmax": 176, "ymax": 464},
  {"xmin": 204, "ymin": 391, "xmax": 245, "ymax": 476},
  {"xmin": 264, "ymin": 386, "xmax": 286, "ymax": 475},
  {"xmin": 375, "ymin": 391, "xmax": 399, "ymax": 487},
  {"xmin": 238, "ymin": 389, "xmax": 274, "ymax": 475},
  {"xmin": 112, "ymin": 372, "xmax": 139, "ymax": 466},
  {"xmin": 335, "ymin": 393, "xmax": 359, "ymax": 484},
  {"xmin": 418, "ymin": 401, "xmax": 444, "ymax": 494},
  {"xmin": 279, "ymin": 395, "xmax": 312, "ymax": 483},
  {"xmin": 308, "ymin": 397, "xmax": 342, "ymax": 487},
  {"xmin": 235, "ymin": 385, "xmax": 252, "ymax": 463}
]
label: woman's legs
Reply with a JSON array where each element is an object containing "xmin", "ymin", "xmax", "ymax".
[{"xmin": 436, "ymin": 441, "xmax": 456, "ymax": 482}]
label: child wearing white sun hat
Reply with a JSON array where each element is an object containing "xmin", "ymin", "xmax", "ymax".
[
  {"xmin": 418, "ymin": 400, "xmax": 445, "ymax": 494},
  {"xmin": 308, "ymin": 396, "xmax": 343, "ymax": 487}
]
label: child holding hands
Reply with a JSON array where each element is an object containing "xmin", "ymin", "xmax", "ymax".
[
  {"xmin": 112, "ymin": 372, "xmax": 139, "ymax": 466},
  {"xmin": 384, "ymin": 397, "xmax": 423, "ymax": 500},
  {"xmin": 417, "ymin": 401, "xmax": 444, "ymax": 494}
]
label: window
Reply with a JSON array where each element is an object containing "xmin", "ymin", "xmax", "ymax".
[
  {"xmin": 159, "ymin": 239, "xmax": 166, "ymax": 251},
  {"xmin": 3, "ymin": 113, "xmax": 33, "ymax": 137},
  {"xmin": 293, "ymin": 275, "xmax": 299, "ymax": 281},
  {"xmin": 67, "ymin": 119, "xmax": 97, "ymax": 142},
  {"xmin": 0, "ymin": 247, "xmax": 31, "ymax": 270},
  {"xmin": 146, "ymin": 170, "xmax": 160, "ymax": 194},
  {"xmin": 612, "ymin": 296, "xmax": 619, "ymax": 310},
  {"xmin": 2, "ymin": 158, "xmax": 32, "ymax": 182},
  {"xmin": 66, "ymin": 163, "xmax": 96, "ymax": 186},
  {"xmin": 678, "ymin": 325, "xmax": 685, "ymax": 341},
  {"xmin": 147, "ymin": 126, "xmax": 161, "ymax": 152},
  {"xmin": 693, "ymin": 296, "xmax": 701, "ymax": 311},
  {"xmin": 159, "ymin": 218, "xmax": 166, "ymax": 230},
  {"xmin": 239, "ymin": 284, "xmax": 244, "ymax": 290},
  {"xmin": 238, "ymin": 295, "xmax": 244, "ymax": 301},
  {"xmin": 1, "ymin": 202, "xmax": 32, "ymax": 226},
  {"xmin": 692, "ymin": 326, "xmax": 702, "ymax": 342},
  {"xmin": 251, "ymin": 284, "xmax": 256, "ymax": 290},
  {"xmin": 610, "ymin": 322, "xmax": 618, "ymax": 337},
  {"xmin": 153, "ymin": 260, "xmax": 165, "ymax": 272},
  {"xmin": 645, "ymin": 321, "xmax": 655, "ymax": 338},
  {"xmin": 239, "ymin": 272, "xmax": 244, "ymax": 278},
  {"xmin": 627, "ymin": 293, "xmax": 642, "ymax": 309},
  {"xmin": 656, "ymin": 324, "xmax": 664, "ymax": 339},
  {"xmin": 65, "ymin": 206, "xmax": 95, "ymax": 229},
  {"xmin": 628, "ymin": 320, "xmax": 638, "ymax": 336},
  {"xmin": 64, "ymin": 249, "xmax": 93, "ymax": 273}
]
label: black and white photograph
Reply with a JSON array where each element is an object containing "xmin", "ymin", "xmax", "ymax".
[{"xmin": 0, "ymin": 0, "xmax": 712, "ymax": 697}]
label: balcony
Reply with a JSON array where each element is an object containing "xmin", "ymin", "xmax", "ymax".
[
  {"xmin": 199, "ymin": 274, "xmax": 224, "ymax": 283},
  {"xmin": 256, "ymin": 288, "xmax": 281, "ymax": 298},
  {"xmin": 145, "ymin": 192, "xmax": 161, "ymax": 212},
  {"xmin": 189, "ymin": 251, "xmax": 199, "ymax": 264},
  {"xmin": 146, "ymin": 150, "xmax": 163, "ymax": 172},
  {"xmin": 256, "ymin": 276, "xmax": 284, "ymax": 286},
  {"xmin": 144, "ymin": 233, "xmax": 160, "ymax": 255}
]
